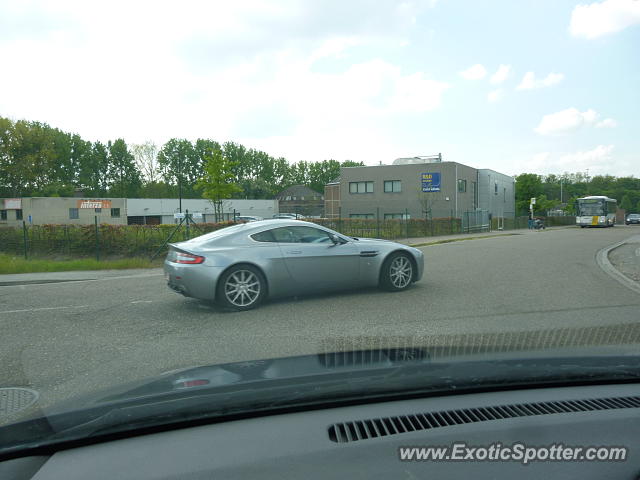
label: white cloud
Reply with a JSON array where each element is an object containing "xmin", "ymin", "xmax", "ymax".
[
  {"xmin": 596, "ymin": 117, "xmax": 618, "ymax": 128},
  {"xmin": 570, "ymin": 0, "xmax": 640, "ymax": 39},
  {"xmin": 0, "ymin": 0, "xmax": 449, "ymax": 164},
  {"xmin": 516, "ymin": 72, "xmax": 564, "ymax": 90},
  {"xmin": 459, "ymin": 64, "xmax": 487, "ymax": 80},
  {"xmin": 490, "ymin": 64, "xmax": 511, "ymax": 85},
  {"xmin": 487, "ymin": 89, "xmax": 502, "ymax": 102},
  {"xmin": 559, "ymin": 145, "xmax": 615, "ymax": 169},
  {"xmin": 534, "ymin": 108, "xmax": 605, "ymax": 135},
  {"xmin": 528, "ymin": 146, "xmax": 615, "ymax": 174}
]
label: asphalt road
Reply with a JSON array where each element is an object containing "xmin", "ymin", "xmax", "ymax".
[{"xmin": 1, "ymin": 226, "xmax": 640, "ymax": 415}]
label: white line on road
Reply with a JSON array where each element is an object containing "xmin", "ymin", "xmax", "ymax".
[
  {"xmin": 0, "ymin": 305, "xmax": 89, "ymax": 315},
  {"xmin": 130, "ymin": 300, "xmax": 153, "ymax": 304}
]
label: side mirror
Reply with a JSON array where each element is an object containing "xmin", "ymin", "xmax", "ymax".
[{"xmin": 329, "ymin": 234, "xmax": 341, "ymax": 245}]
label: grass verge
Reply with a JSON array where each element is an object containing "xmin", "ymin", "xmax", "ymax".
[{"xmin": 0, "ymin": 254, "xmax": 160, "ymax": 274}]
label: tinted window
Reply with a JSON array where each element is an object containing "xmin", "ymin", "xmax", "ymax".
[
  {"xmin": 251, "ymin": 230, "xmax": 277, "ymax": 242},
  {"xmin": 272, "ymin": 226, "xmax": 332, "ymax": 243}
]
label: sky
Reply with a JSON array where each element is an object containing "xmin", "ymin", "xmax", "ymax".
[{"xmin": 0, "ymin": 0, "xmax": 639, "ymax": 177}]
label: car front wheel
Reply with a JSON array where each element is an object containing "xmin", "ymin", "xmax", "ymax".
[
  {"xmin": 216, "ymin": 265, "xmax": 266, "ymax": 311},
  {"xmin": 380, "ymin": 252, "xmax": 414, "ymax": 292}
]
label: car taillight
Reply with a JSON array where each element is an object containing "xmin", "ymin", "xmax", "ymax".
[{"xmin": 175, "ymin": 252, "xmax": 205, "ymax": 264}]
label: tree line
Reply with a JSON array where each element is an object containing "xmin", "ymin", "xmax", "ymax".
[
  {"xmin": 515, "ymin": 172, "xmax": 640, "ymax": 215},
  {"xmin": 0, "ymin": 116, "xmax": 362, "ymax": 199}
]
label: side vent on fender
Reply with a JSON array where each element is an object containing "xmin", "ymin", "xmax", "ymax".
[{"xmin": 328, "ymin": 395, "xmax": 640, "ymax": 443}]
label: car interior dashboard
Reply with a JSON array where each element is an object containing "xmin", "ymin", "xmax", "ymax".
[{"xmin": 1, "ymin": 383, "xmax": 639, "ymax": 479}]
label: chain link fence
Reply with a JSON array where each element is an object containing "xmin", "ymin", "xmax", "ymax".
[{"xmin": 0, "ymin": 214, "xmax": 577, "ymax": 260}]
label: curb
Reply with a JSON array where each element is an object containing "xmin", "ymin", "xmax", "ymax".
[
  {"xmin": 595, "ymin": 238, "xmax": 640, "ymax": 295},
  {"xmin": 409, "ymin": 233, "xmax": 521, "ymax": 248}
]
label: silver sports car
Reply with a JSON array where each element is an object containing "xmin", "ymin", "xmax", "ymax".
[{"xmin": 164, "ymin": 219, "xmax": 424, "ymax": 310}]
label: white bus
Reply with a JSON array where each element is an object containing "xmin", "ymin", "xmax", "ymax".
[{"xmin": 576, "ymin": 196, "xmax": 617, "ymax": 227}]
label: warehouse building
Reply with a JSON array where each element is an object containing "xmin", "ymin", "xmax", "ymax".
[
  {"xmin": 324, "ymin": 156, "xmax": 515, "ymax": 220},
  {"xmin": 0, "ymin": 197, "xmax": 278, "ymax": 226},
  {"xmin": 0, "ymin": 197, "xmax": 127, "ymax": 227},
  {"xmin": 126, "ymin": 198, "xmax": 278, "ymax": 224}
]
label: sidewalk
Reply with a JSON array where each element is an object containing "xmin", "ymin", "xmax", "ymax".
[
  {"xmin": 0, "ymin": 268, "xmax": 162, "ymax": 286},
  {"xmin": 399, "ymin": 225, "xmax": 571, "ymax": 247}
]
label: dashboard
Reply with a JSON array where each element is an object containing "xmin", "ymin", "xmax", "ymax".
[{"xmin": 2, "ymin": 383, "xmax": 639, "ymax": 479}]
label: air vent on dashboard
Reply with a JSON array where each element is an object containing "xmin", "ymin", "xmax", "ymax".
[
  {"xmin": 328, "ymin": 395, "xmax": 640, "ymax": 443},
  {"xmin": 318, "ymin": 348, "xmax": 429, "ymax": 368}
]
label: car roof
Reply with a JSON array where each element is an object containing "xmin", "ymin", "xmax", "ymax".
[{"xmin": 242, "ymin": 219, "xmax": 317, "ymax": 230}]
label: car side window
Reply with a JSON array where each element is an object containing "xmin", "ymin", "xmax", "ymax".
[
  {"xmin": 251, "ymin": 230, "xmax": 277, "ymax": 242},
  {"xmin": 272, "ymin": 226, "xmax": 332, "ymax": 243}
]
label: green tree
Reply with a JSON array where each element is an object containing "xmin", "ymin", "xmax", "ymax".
[
  {"xmin": 107, "ymin": 139, "xmax": 141, "ymax": 197},
  {"xmin": 196, "ymin": 148, "xmax": 242, "ymax": 222},
  {"xmin": 157, "ymin": 139, "xmax": 200, "ymax": 198},
  {"xmin": 620, "ymin": 194, "xmax": 633, "ymax": 212},
  {"xmin": 514, "ymin": 173, "xmax": 544, "ymax": 214}
]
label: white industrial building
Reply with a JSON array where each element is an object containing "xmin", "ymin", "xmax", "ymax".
[
  {"xmin": 0, "ymin": 197, "xmax": 279, "ymax": 226},
  {"xmin": 126, "ymin": 198, "xmax": 279, "ymax": 224}
]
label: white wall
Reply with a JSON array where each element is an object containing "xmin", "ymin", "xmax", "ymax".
[{"xmin": 126, "ymin": 198, "xmax": 279, "ymax": 221}]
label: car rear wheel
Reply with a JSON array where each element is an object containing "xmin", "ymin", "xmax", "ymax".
[
  {"xmin": 380, "ymin": 252, "xmax": 414, "ymax": 292},
  {"xmin": 216, "ymin": 265, "xmax": 266, "ymax": 311}
]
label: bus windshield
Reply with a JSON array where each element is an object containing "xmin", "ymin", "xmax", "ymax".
[{"xmin": 578, "ymin": 200, "xmax": 604, "ymax": 216}]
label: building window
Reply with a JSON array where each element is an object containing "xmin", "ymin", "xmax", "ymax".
[
  {"xmin": 494, "ymin": 182, "xmax": 499, "ymax": 195},
  {"xmin": 111, "ymin": 208, "xmax": 120, "ymax": 218},
  {"xmin": 69, "ymin": 208, "xmax": 79, "ymax": 219},
  {"xmin": 384, "ymin": 180, "xmax": 401, "ymax": 193},
  {"xmin": 384, "ymin": 213, "xmax": 410, "ymax": 220},
  {"xmin": 16, "ymin": 209, "xmax": 23, "ymax": 220},
  {"xmin": 349, "ymin": 181, "xmax": 374, "ymax": 194},
  {"xmin": 457, "ymin": 179, "xmax": 467, "ymax": 193},
  {"xmin": 95, "ymin": 208, "xmax": 102, "ymax": 213},
  {"xmin": 349, "ymin": 213, "xmax": 374, "ymax": 219},
  {"xmin": 0, "ymin": 210, "xmax": 6, "ymax": 220}
]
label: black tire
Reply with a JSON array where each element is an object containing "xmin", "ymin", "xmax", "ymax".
[
  {"xmin": 380, "ymin": 252, "xmax": 414, "ymax": 292},
  {"xmin": 216, "ymin": 264, "xmax": 266, "ymax": 311}
]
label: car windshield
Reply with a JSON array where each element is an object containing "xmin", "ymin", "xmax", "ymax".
[{"xmin": 1, "ymin": 0, "xmax": 639, "ymax": 460}]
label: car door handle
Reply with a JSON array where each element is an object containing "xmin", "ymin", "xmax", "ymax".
[{"xmin": 286, "ymin": 250, "xmax": 302, "ymax": 254}]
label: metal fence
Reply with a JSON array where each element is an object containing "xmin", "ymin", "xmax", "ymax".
[
  {"xmin": 461, "ymin": 210, "xmax": 490, "ymax": 233},
  {"xmin": 0, "ymin": 214, "xmax": 577, "ymax": 260}
]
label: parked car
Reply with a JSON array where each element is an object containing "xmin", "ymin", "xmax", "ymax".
[
  {"xmin": 164, "ymin": 220, "xmax": 424, "ymax": 310},
  {"xmin": 626, "ymin": 214, "xmax": 640, "ymax": 225},
  {"xmin": 272, "ymin": 213, "xmax": 299, "ymax": 219},
  {"xmin": 235, "ymin": 215, "xmax": 263, "ymax": 223}
]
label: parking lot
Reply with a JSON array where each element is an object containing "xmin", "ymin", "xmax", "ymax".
[{"xmin": 1, "ymin": 226, "xmax": 640, "ymax": 412}]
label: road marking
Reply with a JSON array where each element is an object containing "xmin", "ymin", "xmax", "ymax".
[
  {"xmin": 635, "ymin": 247, "xmax": 640, "ymax": 257},
  {"xmin": 0, "ymin": 305, "xmax": 89, "ymax": 315},
  {"xmin": 130, "ymin": 300, "xmax": 153, "ymax": 304}
]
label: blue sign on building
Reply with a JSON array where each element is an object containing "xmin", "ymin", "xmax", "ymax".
[{"xmin": 421, "ymin": 172, "xmax": 441, "ymax": 192}]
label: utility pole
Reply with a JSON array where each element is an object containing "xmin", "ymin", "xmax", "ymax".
[{"xmin": 178, "ymin": 155, "xmax": 182, "ymax": 213}]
